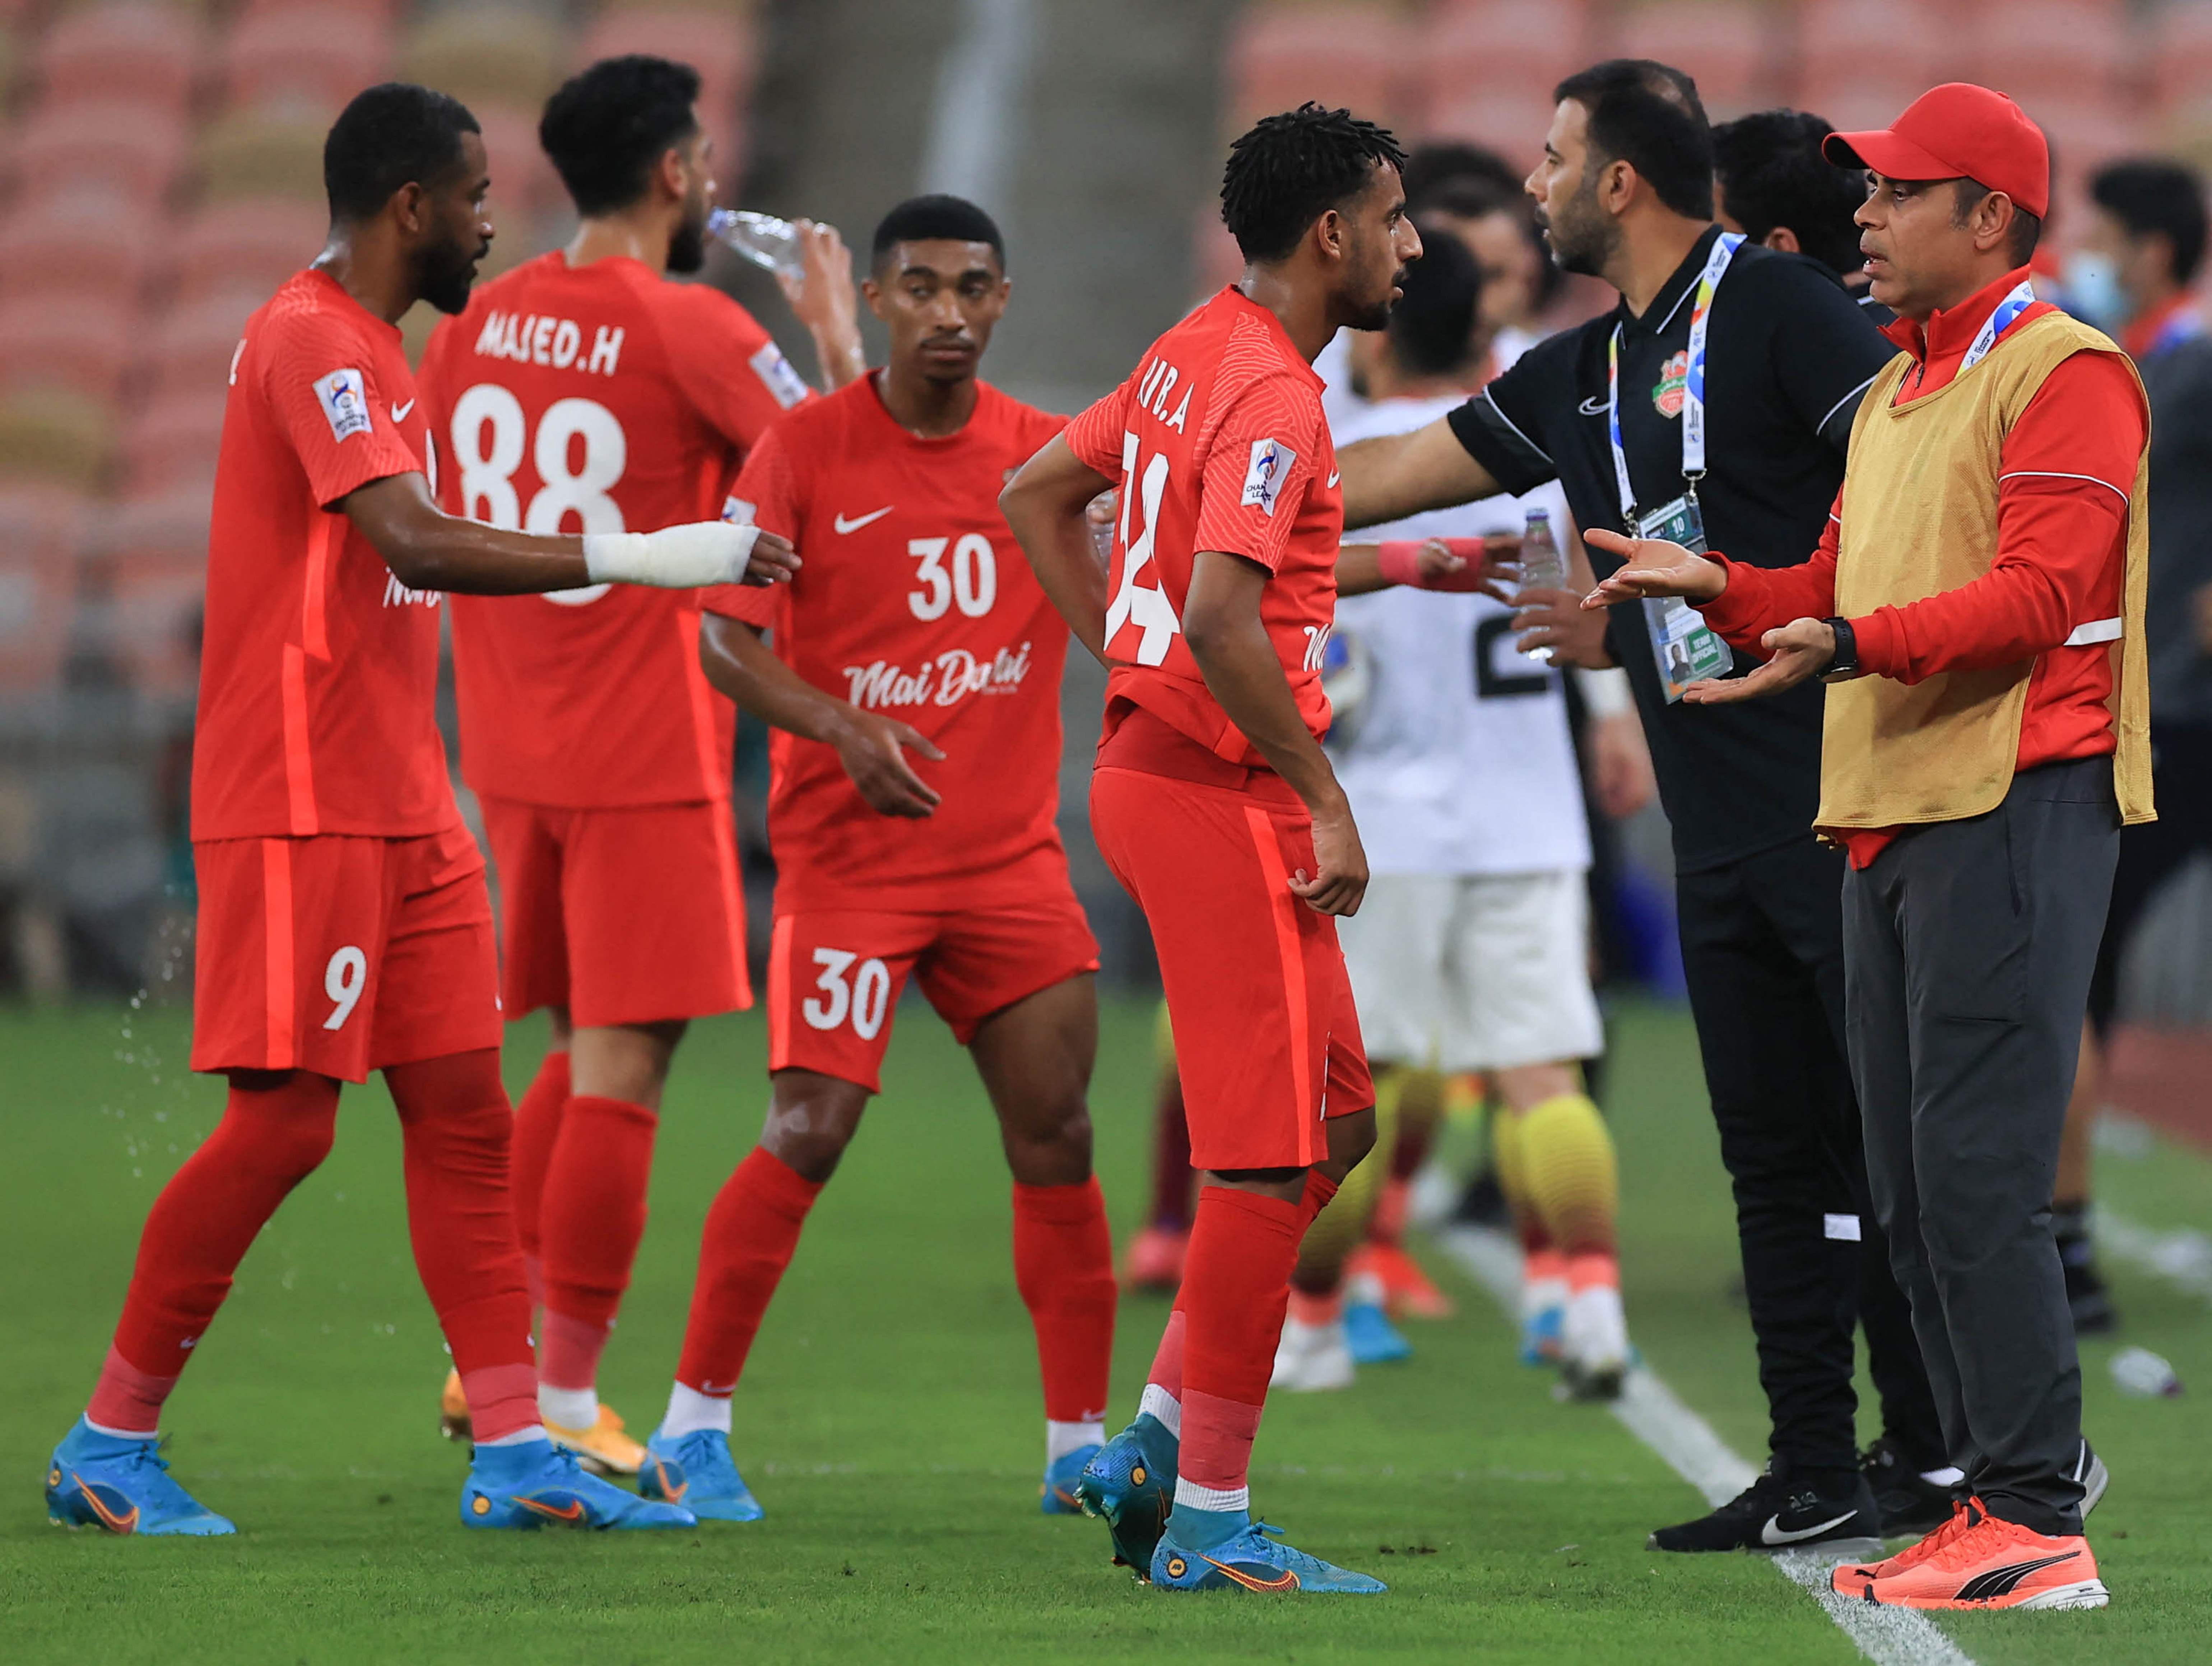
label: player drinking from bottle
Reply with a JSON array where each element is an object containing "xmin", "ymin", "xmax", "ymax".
[{"xmin": 416, "ymin": 52, "xmax": 863, "ymax": 1472}]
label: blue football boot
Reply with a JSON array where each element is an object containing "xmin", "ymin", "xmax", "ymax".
[
  {"xmin": 1150, "ymin": 1513, "xmax": 1387, "ymax": 1595},
  {"xmin": 1075, "ymin": 1412, "xmax": 1177, "ymax": 1572},
  {"xmin": 1042, "ymin": 1443, "xmax": 1102, "ymax": 1514},
  {"xmin": 46, "ymin": 1419, "xmax": 234, "ymax": 1536},
  {"xmin": 460, "ymin": 1437, "xmax": 695, "ymax": 1530},
  {"xmin": 1344, "ymin": 1299, "xmax": 1413, "ymax": 1365},
  {"xmin": 640, "ymin": 1427, "xmax": 763, "ymax": 1522},
  {"xmin": 1518, "ymin": 1300, "xmax": 1565, "ymax": 1367}
]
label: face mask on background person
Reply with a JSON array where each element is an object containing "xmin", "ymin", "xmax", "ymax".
[{"xmin": 2063, "ymin": 251, "xmax": 2133, "ymax": 331}]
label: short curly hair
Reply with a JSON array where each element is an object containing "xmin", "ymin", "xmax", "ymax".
[{"xmin": 1221, "ymin": 102, "xmax": 1408, "ymax": 264}]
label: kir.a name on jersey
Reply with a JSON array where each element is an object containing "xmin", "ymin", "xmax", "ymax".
[
  {"xmin": 844, "ymin": 642, "xmax": 1033, "ymax": 710},
  {"xmin": 473, "ymin": 310, "xmax": 625, "ymax": 377}
]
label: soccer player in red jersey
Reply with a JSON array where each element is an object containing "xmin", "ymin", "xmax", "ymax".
[
  {"xmin": 415, "ymin": 55, "xmax": 864, "ymax": 1473},
  {"xmin": 1003, "ymin": 103, "xmax": 1420, "ymax": 1593},
  {"xmin": 637, "ymin": 194, "xmax": 1117, "ymax": 1522},
  {"xmin": 43, "ymin": 84, "xmax": 796, "ymax": 1538}
]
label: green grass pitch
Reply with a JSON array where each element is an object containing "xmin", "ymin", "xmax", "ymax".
[{"xmin": 5, "ymin": 995, "xmax": 2209, "ymax": 1663}]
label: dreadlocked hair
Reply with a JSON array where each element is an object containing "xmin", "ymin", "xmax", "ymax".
[{"xmin": 1221, "ymin": 101, "xmax": 1408, "ymax": 263}]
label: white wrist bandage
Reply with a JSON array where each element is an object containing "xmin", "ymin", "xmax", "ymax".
[
  {"xmin": 1574, "ymin": 665, "xmax": 1634, "ymax": 718},
  {"xmin": 583, "ymin": 521, "xmax": 760, "ymax": 588}
]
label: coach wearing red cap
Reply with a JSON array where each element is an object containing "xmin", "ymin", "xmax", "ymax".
[{"xmin": 1589, "ymin": 83, "xmax": 2151, "ymax": 1612}]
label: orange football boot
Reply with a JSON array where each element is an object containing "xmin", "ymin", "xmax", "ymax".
[
  {"xmin": 439, "ymin": 1369, "xmax": 471, "ymax": 1443},
  {"xmin": 545, "ymin": 1403, "xmax": 648, "ymax": 1477},
  {"xmin": 1121, "ymin": 1225, "xmax": 1188, "ymax": 1293},
  {"xmin": 1349, "ymin": 1242, "xmax": 1454, "ymax": 1320},
  {"xmin": 1849, "ymin": 1509, "xmax": 2107, "ymax": 1610}
]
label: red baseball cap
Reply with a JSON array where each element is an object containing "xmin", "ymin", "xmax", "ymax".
[{"xmin": 1824, "ymin": 83, "xmax": 2050, "ymax": 219}]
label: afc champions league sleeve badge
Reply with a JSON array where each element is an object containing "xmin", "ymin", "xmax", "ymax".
[
  {"xmin": 312, "ymin": 368, "xmax": 373, "ymax": 443},
  {"xmin": 1241, "ymin": 438, "xmax": 1296, "ymax": 515}
]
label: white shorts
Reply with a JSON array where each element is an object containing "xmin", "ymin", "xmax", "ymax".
[{"xmin": 1338, "ymin": 870, "xmax": 1602, "ymax": 1073}]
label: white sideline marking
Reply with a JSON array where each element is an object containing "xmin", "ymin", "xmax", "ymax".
[
  {"xmin": 2099, "ymin": 1211, "xmax": 2212, "ymax": 1304},
  {"xmin": 1438, "ymin": 1227, "xmax": 1975, "ymax": 1666}
]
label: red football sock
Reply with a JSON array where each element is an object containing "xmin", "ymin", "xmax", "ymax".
[
  {"xmin": 1145, "ymin": 1306, "xmax": 1187, "ymax": 1403},
  {"xmin": 537, "ymin": 1094, "xmax": 659, "ymax": 1391},
  {"xmin": 386, "ymin": 1050, "xmax": 537, "ymax": 1443},
  {"xmin": 508, "ymin": 1049, "xmax": 570, "ymax": 1308},
  {"xmin": 1148, "ymin": 1076, "xmax": 1194, "ymax": 1230},
  {"xmin": 1177, "ymin": 1184, "xmax": 1302, "ymax": 1498},
  {"xmin": 91, "ymin": 1072, "xmax": 339, "ymax": 1432},
  {"xmin": 675, "ymin": 1146, "xmax": 823, "ymax": 1396},
  {"xmin": 1011, "ymin": 1178, "xmax": 1117, "ymax": 1423}
]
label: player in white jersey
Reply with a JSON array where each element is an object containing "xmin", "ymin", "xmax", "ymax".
[{"xmin": 1275, "ymin": 231, "xmax": 1645, "ymax": 1399}]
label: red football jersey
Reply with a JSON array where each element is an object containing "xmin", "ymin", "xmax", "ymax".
[
  {"xmin": 193, "ymin": 268, "xmax": 454, "ymax": 841},
  {"xmin": 712, "ymin": 375, "xmax": 1071, "ymax": 909},
  {"xmin": 1063, "ymin": 285, "xmax": 1342, "ymax": 763},
  {"xmin": 419, "ymin": 253, "xmax": 810, "ymax": 808}
]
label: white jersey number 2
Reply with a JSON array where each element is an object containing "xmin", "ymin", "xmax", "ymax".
[{"xmin": 450, "ymin": 383, "xmax": 626, "ymax": 605}]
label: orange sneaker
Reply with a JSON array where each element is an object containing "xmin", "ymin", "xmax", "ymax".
[
  {"xmin": 1853, "ymin": 1509, "xmax": 2107, "ymax": 1610},
  {"xmin": 545, "ymin": 1404, "xmax": 648, "ymax": 1477},
  {"xmin": 1350, "ymin": 1242, "xmax": 1455, "ymax": 1320},
  {"xmin": 1121, "ymin": 1225, "xmax": 1188, "ymax": 1293},
  {"xmin": 1832, "ymin": 1498, "xmax": 1978, "ymax": 1591},
  {"xmin": 438, "ymin": 1369, "xmax": 471, "ymax": 1443}
]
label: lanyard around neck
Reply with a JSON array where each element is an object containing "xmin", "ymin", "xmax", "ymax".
[
  {"xmin": 1607, "ymin": 231, "xmax": 1743, "ymax": 527},
  {"xmin": 1957, "ymin": 279, "xmax": 2036, "ymax": 372}
]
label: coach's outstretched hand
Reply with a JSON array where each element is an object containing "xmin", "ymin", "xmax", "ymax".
[
  {"xmin": 832, "ymin": 708, "xmax": 946, "ymax": 819},
  {"xmin": 1578, "ymin": 529, "xmax": 1726, "ymax": 607},
  {"xmin": 1288, "ymin": 800, "xmax": 1368, "ymax": 917},
  {"xmin": 1681, "ymin": 617, "xmax": 1840, "ymax": 705}
]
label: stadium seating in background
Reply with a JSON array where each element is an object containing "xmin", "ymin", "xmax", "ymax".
[
  {"xmin": 0, "ymin": 383, "xmax": 115, "ymax": 494},
  {"xmin": 0, "ymin": 485, "xmax": 90, "ymax": 699},
  {"xmin": 120, "ymin": 389, "xmax": 230, "ymax": 499},
  {"xmin": 1418, "ymin": 0, "xmax": 1588, "ymax": 163},
  {"xmin": 6, "ymin": 100, "xmax": 193, "ymax": 211},
  {"xmin": 219, "ymin": 5, "xmax": 394, "ymax": 115},
  {"xmin": 0, "ymin": 197, "xmax": 161, "ymax": 307},
  {"xmin": 1226, "ymin": 4, "xmax": 1408, "ymax": 134},
  {"xmin": 1615, "ymin": 1, "xmax": 1777, "ymax": 118},
  {"xmin": 401, "ymin": 5, "xmax": 568, "ymax": 117},
  {"xmin": 167, "ymin": 199, "xmax": 327, "ymax": 308},
  {"xmin": 0, "ymin": 295, "xmax": 135, "ymax": 404},
  {"xmin": 194, "ymin": 107, "xmax": 331, "ymax": 203},
  {"xmin": 31, "ymin": 3, "xmax": 201, "ymax": 115}
]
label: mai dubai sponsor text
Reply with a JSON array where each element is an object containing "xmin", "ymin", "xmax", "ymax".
[{"xmin": 844, "ymin": 642, "xmax": 1036, "ymax": 710}]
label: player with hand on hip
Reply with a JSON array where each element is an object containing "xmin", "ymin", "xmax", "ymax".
[
  {"xmin": 45, "ymin": 84, "xmax": 792, "ymax": 1540},
  {"xmin": 641, "ymin": 195, "xmax": 1116, "ymax": 1525},
  {"xmin": 1005, "ymin": 102, "xmax": 1419, "ymax": 1595},
  {"xmin": 415, "ymin": 53, "xmax": 863, "ymax": 1475}
]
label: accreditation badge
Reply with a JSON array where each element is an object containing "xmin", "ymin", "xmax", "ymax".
[{"xmin": 1635, "ymin": 494, "xmax": 1734, "ymax": 703}]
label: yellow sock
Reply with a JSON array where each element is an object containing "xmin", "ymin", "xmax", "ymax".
[
  {"xmin": 1518, "ymin": 1091, "xmax": 1619, "ymax": 1257},
  {"xmin": 1489, "ymin": 1098, "xmax": 1547, "ymax": 1250},
  {"xmin": 1295, "ymin": 1069, "xmax": 1401, "ymax": 1284}
]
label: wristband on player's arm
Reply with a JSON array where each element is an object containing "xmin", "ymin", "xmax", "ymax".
[
  {"xmin": 584, "ymin": 521, "xmax": 760, "ymax": 589},
  {"xmin": 1375, "ymin": 537, "xmax": 1490, "ymax": 591},
  {"xmin": 1573, "ymin": 666, "xmax": 1633, "ymax": 718}
]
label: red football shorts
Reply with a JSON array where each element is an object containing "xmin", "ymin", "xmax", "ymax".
[
  {"xmin": 190, "ymin": 820, "xmax": 502, "ymax": 1082},
  {"xmin": 1090, "ymin": 709, "xmax": 1373, "ymax": 1172},
  {"xmin": 766, "ymin": 864, "xmax": 1099, "ymax": 1094},
  {"xmin": 479, "ymin": 794, "xmax": 751, "ymax": 1028}
]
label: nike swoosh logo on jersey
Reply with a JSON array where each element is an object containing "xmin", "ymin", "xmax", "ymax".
[
  {"xmin": 835, "ymin": 506, "xmax": 894, "ymax": 534},
  {"xmin": 1579, "ymin": 396, "xmax": 1609, "ymax": 416},
  {"xmin": 391, "ymin": 399, "xmax": 416, "ymax": 423},
  {"xmin": 1760, "ymin": 1509, "xmax": 1859, "ymax": 1546}
]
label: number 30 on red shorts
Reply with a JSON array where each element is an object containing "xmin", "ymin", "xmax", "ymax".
[{"xmin": 763, "ymin": 893, "xmax": 1100, "ymax": 1094}]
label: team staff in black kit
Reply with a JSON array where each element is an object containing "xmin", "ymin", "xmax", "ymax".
[{"xmin": 1337, "ymin": 59, "xmax": 1949, "ymax": 1551}]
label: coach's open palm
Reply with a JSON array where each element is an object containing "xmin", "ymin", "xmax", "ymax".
[
  {"xmin": 1579, "ymin": 529, "xmax": 1727, "ymax": 609},
  {"xmin": 1291, "ymin": 802, "xmax": 1368, "ymax": 917},
  {"xmin": 833, "ymin": 708, "xmax": 945, "ymax": 819}
]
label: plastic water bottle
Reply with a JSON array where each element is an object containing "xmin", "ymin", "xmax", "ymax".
[
  {"xmin": 1515, "ymin": 507, "xmax": 1567, "ymax": 663},
  {"xmin": 707, "ymin": 208, "xmax": 805, "ymax": 281},
  {"xmin": 2110, "ymin": 1345, "xmax": 2183, "ymax": 1398}
]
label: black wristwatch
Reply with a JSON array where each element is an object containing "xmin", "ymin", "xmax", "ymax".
[{"xmin": 1818, "ymin": 616, "xmax": 1859, "ymax": 683}]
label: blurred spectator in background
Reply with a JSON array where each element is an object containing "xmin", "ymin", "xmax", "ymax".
[
  {"xmin": 2058, "ymin": 157, "xmax": 2212, "ymax": 1334},
  {"xmin": 1713, "ymin": 109, "xmax": 1879, "ymax": 313}
]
